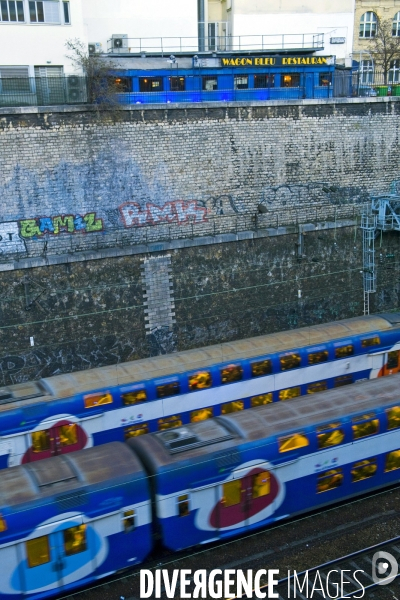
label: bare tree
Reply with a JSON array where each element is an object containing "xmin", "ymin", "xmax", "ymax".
[{"xmin": 368, "ymin": 15, "xmax": 400, "ymax": 83}]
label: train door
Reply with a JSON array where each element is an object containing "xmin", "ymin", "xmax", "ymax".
[
  {"xmin": 383, "ymin": 350, "xmax": 400, "ymax": 376},
  {"xmin": 24, "ymin": 420, "xmax": 85, "ymax": 463}
]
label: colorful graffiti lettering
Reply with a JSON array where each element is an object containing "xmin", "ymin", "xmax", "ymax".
[
  {"xmin": 19, "ymin": 213, "xmax": 103, "ymax": 238},
  {"xmin": 119, "ymin": 201, "xmax": 208, "ymax": 228}
]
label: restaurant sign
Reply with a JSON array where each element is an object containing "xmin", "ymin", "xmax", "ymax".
[{"xmin": 220, "ymin": 56, "xmax": 335, "ymax": 67}]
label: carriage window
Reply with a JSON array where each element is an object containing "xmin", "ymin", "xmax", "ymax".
[
  {"xmin": 221, "ymin": 400, "xmax": 244, "ymax": 414},
  {"xmin": 361, "ymin": 336, "xmax": 380, "ymax": 347},
  {"xmin": 352, "ymin": 413, "xmax": 379, "ymax": 440},
  {"xmin": 386, "ymin": 406, "xmax": 400, "ymax": 430},
  {"xmin": 252, "ymin": 472, "xmax": 270, "ymax": 498},
  {"xmin": 385, "ymin": 449, "xmax": 400, "ymax": 472},
  {"xmin": 317, "ymin": 469, "xmax": 343, "ymax": 493},
  {"xmin": 178, "ymin": 494, "xmax": 189, "ymax": 517},
  {"xmin": 64, "ymin": 525, "xmax": 87, "ymax": 556},
  {"xmin": 169, "ymin": 76, "xmax": 185, "ymax": 91},
  {"xmin": 279, "ymin": 386, "xmax": 301, "ymax": 401},
  {"xmin": 84, "ymin": 392, "xmax": 113, "ymax": 408},
  {"xmin": 190, "ymin": 407, "xmax": 213, "ymax": 422},
  {"xmin": 26, "ymin": 536, "xmax": 50, "ymax": 568},
  {"xmin": 234, "ymin": 75, "xmax": 248, "ymax": 89},
  {"xmin": 387, "ymin": 351, "xmax": 399, "ymax": 369},
  {"xmin": 251, "ymin": 359, "xmax": 272, "ymax": 377},
  {"xmin": 223, "ymin": 480, "xmax": 241, "ymax": 507},
  {"xmin": 31, "ymin": 429, "xmax": 51, "ymax": 453},
  {"xmin": 156, "ymin": 380, "xmax": 180, "ymax": 398},
  {"xmin": 279, "ymin": 353, "xmax": 301, "ymax": 371},
  {"xmin": 334, "ymin": 375, "xmax": 353, "ymax": 387},
  {"xmin": 202, "ymin": 76, "xmax": 217, "ymax": 90},
  {"xmin": 335, "ymin": 345, "xmax": 354, "ymax": 359},
  {"xmin": 307, "ymin": 381, "xmax": 328, "ymax": 394},
  {"xmin": 188, "ymin": 371, "xmax": 212, "ymax": 391},
  {"xmin": 221, "ymin": 364, "xmax": 243, "ymax": 384},
  {"xmin": 279, "ymin": 432, "xmax": 309, "ymax": 453},
  {"xmin": 122, "ymin": 388, "xmax": 147, "ymax": 405},
  {"xmin": 308, "ymin": 350, "xmax": 329, "ymax": 365},
  {"xmin": 139, "ymin": 77, "xmax": 163, "ymax": 92},
  {"xmin": 351, "ymin": 458, "xmax": 377, "ymax": 482},
  {"xmin": 124, "ymin": 423, "xmax": 149, "ymax": 438},
  {"xmin": 158, "ymin": 415, "xmax": 182, "ymax": 431},
  {"xmin": 0, "ymin": 514, "xmax": 7, "ymax": 532},
  {"xmin": 251, "ymin": 393, "xmax": 273, "ymax": 407},
  {"xmin": 317, "ymin": 423, "xmax": 344, "ymax": 449},
  {"xmin": 122, "ymin": 509, "xmax": 135, "ymax": 532},
  {"xmin": 59, "ymin": 424, "xmax": 78, "ymax": 447},
  {"xmin": 254, "ymin": 74, "xmax": 274, "ymax": 88}
]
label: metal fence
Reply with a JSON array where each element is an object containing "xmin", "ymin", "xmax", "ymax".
[{"xmin": 0, "ymin": 76, "xmax": 87, "ymax": 108}]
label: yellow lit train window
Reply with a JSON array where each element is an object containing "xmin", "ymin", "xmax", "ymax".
[
  {"xmin": 251, "ymin": 359, "xmax": 272, "ymax": 377},
  {"xmin": 31, "ymin": 430, "xmax": 51, "ymax": 453},
  {"xmin": 317, "ymin": 423, "xmax": 344, "ymax": 449},
  {"xmin": 63, "ymin": 525, "xmax": 87, "ymax": 556},
  {"xmin": 335, "ymin": 345, "xmax": 354, "ymax": 359},
  {"xmin": 122, "ymin": 509, "xmax": 135, "ymax": 532},
  {"xmin": 158, "ymin": 415, "xmax": 182, "ymax": 431},
  {"xmin": 385, "ymin": 449, "xmax": 400, "ymax": 472},
  {"xmin": 361, "ymin": 336, "xmax": 380, "ymax": 347},
  {"xmin": 59, "ymin": 424, "xmax": 78, "ymax": 447},
  {"xmin": 278, "ymin": 432, "xmax": 309, "ymax": 453},
  {"xmin": 124, "ymin": 423, "xmax": 149, "ymax": 439},
  {"xmin": 279, "ymin": 386, "xmax": 301, "ymax": 401},
  {"xmin": 252, "ymin": 472, "xmax": 270, "ymax": 498},
  {"xmin": 122, "ymin": 388, "xmax": 147, "ymax": 405},
  {"xmin": 307, "ymin": 381, "xmax": 328, "ymax": 394},
  {"xmin": 279, "ymin": 353, "xmax": 301, "ymax": 371},
  {"xmin": 178, "ymin": 494, "xmax": 190, "ymax": 517},
  {"xmin": 190, "ymin": 407, "xmax": 213, "ymax": 422},
  {"xmin": 221, "ymin": 400, "xmax": 244, "ymax": 414},
  {"xmin": 317, "ymin": 469, "xmax": 343, "ymax": 493},
  {"xmin": 0, "ymin": 514, "xmax": 7, "ymax": 532},
  {"xmin": 84, "ymin": 392, "xmax": 113, "ymax": 409},
  {"xmin": 387, "ymin": 351, "xmax": 399, "ymax": 369},
  {"xmin": 308, "ymin": 350, "xmax": 328, "ymax": 365},
  {"xmin": 221, "ymin": 364, "xmax": 243, "ymax": 384},
  {"xmin": 352, "ymin": 413, "xmax": 379, "ymax": 440},
  {"xmin": 334, "ymin": 375, "xmax": 353, "ymax": 387},
  {"xmin": 222, "ymin": 480, "xmax": 241, "ymax": 507},
  {"xmin": 251, "ymin": 393, "xmax": 273, "ymax": 407},
  {"xmin": 386, "ymin": 406, "xmax": 400, "ymax": 430},
  {"xmin": 351, "ymin": 458, "xmax": 377, "ymax": 482},
  {"xmin": 188, "ymin": 371, "xmax": 212, "ymax": 391},
  {"xmin": 156, "ymin": 381, "xmax": 180, "ymax": 398},
  {"xmin": 26, "ymin": 536, "xmax": 50, "ymax": 568}
]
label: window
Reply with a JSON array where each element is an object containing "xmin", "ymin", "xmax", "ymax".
[
  {"xmin": 389, "ymin": 60, "xmax": 400, "ymax": 84},
  {"xmin": 0, "ymin": 67, "xmax": 31, "ymax": 93},
  {"xmin": 122, "ymin": 387, "xmax": 147, "ymax": 405},
  {"xmin": 278, "ymin": 432, "xmax": 309, "ymax": 453},
  {"xmin": 279, "ymin": 353, "xmax": 301, "ymax": 371},
  {"xmin": 222, "ymin": 480, "xmax": 241, "ymax": 507},
  {"xmin": 124, "ymin": 423, "xmax": 149, "ymax": 438},
  {"xmin": 31, "ymin": 430, "xmax": 51, "ymax": 453},
  {"xmin": 279, "ymin": 386, "xmax": 301, "ymax": 401},
  {"xmin": 84, "ymin": 391, "xmax": 113, "ymax": 408},
  {"xmin": 63, "ymin": 525, "xmax": 86, "ymax": 556},
  {"xmin": 158, "ymin": 415, "xmax": 182, "ymax": 431},
  {"xmin": 188, "ymin": 371, "xmax": 212, "ymax": 391},
  {"xmin": 317, "ymin": 423, "xmax": 344, "ymax": 449},
  {"xmin": 221, "ymin": 364, "xmax": 243, "ymax": 384},
  {"xmin": 190, "ymin": 407, "xmax": 213, "ymax": 422},
  {"xmin": 139, "ymin": 77, "xmax": 163, "ymax": 92},
  {"xmin": 0, "ymin": 0, "xmax": 24, "ymax": 21},
  {"xmin": 334, "ymin": 375, "xmax": 353, "ymax": 387},
  {"xmin": 351, "ymin": 458, "xmax": 377, "ymax": 482},
  {"xmin": 62, "ymin": 0, "xmax": 69, "ymax": 23},
  {"xmin": 0, "ymin": 514, "xmax": 6, "ymax": 532},
  {"xmin": 251, "ymin": 359, "xmax": 272, "ymax": 377},
  {"xmin": 307, "ymin": 381, "xmax": 328, "ymax": 394},
  {"xmin": 352, "ymin": 413, "xmax": 379, "ymax": 440},
  {"xmin": 59, "ymin": 424, "xmax": 78, "ymax": 447},
  {"xmin": 387, "ymin": 350, "xmax": 399, "ymax": 369},
  {"xmin": 202, "ymin": 76, "xmax": 217, "ymax": 91},
  {"xmin": 252, "ymin": 472, "xmax": 270, "ymax": 498},
  {"xmin": 361, "ymin": 336, "xmax": 380, "ymax": 348},
  {"xmin": 29, "ymin": 0, "xmax": 60, "ymax": 23},
  {"xmin": 282, "ymin": 74, "xmax": 300, "ymax": 87},
  {"xmin": 122, "ymin": 509, "xmax": 135, "ymax": 532},
  {"xmin": 156, "ymin": 380, "xmax": 180, "ymax": 398},
  {"xmin": 251, "ymin": 393, "xmax": 273, "ymax": 407},
  {"xmin": 360, "ymin": 60, "xmax": 374, "ymax": 85},
  {"xmin": 178, "ymin": 494, "xmax": 189, "ymax": 516},
  {"xmin": 221, "ymin": 400, "xmax": 244, "ymax": 414},
  {"xmin": 169, "ymin": 76, "xmax": 185, "ymax": 91},
  {"xmin": 317, "ymin": 469, "xmax": 343, "ymax": 493},
  {"xmin": 334, "ymin": 344, "xmax": 354, "ymax": 359},
  {"xmin": 385, "ymin": 449, "xmax": 400, "ymax": 472},
  {"xmin": 254, "ymin": 74, "xmax": 274, "ymax": 88},
  {"xmin": 393, "ymin": 12, "xmax": 400, "ymax": 36},
  {"xmin": 360, "ymin": 11, "xmax": 377, "ymax": 38},
  {"xmin": 308, "ymin": 350, "xmax": 329, "ymax": 365},
  {"xmin": 113, "ymin": 77, "xmax": 131, "ymax": 92},
  {"xmin": 386, "ymin": 406, "xmax": 400, "ymax": 430},
  {"xmin": 234, "ymin": 75, "xmax": 248, "ymax": 90},
  {"xmin": 319, "ymin": 73, "xmax": 332, "ymax": 86},
  {"xmin": 26, "ymin": 536, "xmax": 50, "ymax": 568}
]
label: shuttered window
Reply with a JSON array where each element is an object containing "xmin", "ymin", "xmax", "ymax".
[{"xmin": 0, "ymin": 66, "xmax": 31, "ymax": 93}]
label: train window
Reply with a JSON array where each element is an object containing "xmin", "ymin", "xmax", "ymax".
[
  {"xmin": 279, "ymin": 386, "xmax": 301, "ymax": 401},
  {"xmin": 221, "ymin": 364, "xmax": 243, "ymax": 384},
  {"xmin": 308, "ymin": 350, "xmax": 329, "ymax": 365},
  {"xmin": 59, "ymin": 424, "xmax": 78, "ymax": 447},
  {"xmin": 385, "ymin": 449, "xmax": 400, "ymax": 472},
  {"xmin": 169, "ymin": 76, "xmax": 185, "ymax": 91},
  {"xmin": 26, "ymin": 536, "xmax": 50, "ymax": 568},
  {"xmin": 113, "ymin": 77, "xmax": 132, "ymax": 92},
  {"xmin": 124, "ymin": 423, "xmax": 149, "ymax": 438},
  {"xmin": 202, "ymin": 76, "xmax": 218, "ymax": 91},
  {"xmin": 278, "ymin": 432, "xmax": 309, "ymax": 453},
  {"xmin": 84, "ymin": 392, "xmax": 113, "ymax": 408},
  {"xmin": 334, "ymin": 375, "xmax": 353, "ymax": 387},
  {"xmin": 334, "ymin": 345, "xmax": 354, "ymax": 359},
  {"xmin": 31, "ymin": 429, "xmax": 51, "ymax": 453},
  {"xmin": 282, "ymin": 73, "xmax": 300, "ymax": 87},
  {"xmin": 122, "ymin": 509, "xmax": 135, "ymax": 532},
  {"xmin": 317, "ymin": 469, "xmax": 343, "ymax": 493},
  {"xmin": 234, "ymin": 75, "xmax": 248, "ymax": 89},
  {"xmin": 223, "ymin": 480, "xmax": 241, "ymax": 507},
  {"xmin": 252, "ymin": 472, "xmax": 270, "ymax": 498},
  {"xmin": 307, "ymin": 381, "xmax": 328, "ymax": 394},
  {"xmin": 361, "ymin": 336, "xmax": 380, "ymax": 347},
  {"xmin": 139, "ymin": 76, "xmax": 163, "ymax": 92},
  {"xmin": 317, "ymin": 423, "xmax": 344, "ymax": 449},
  {"xmin": 251, "ymin": 359, "xmax": 272, "ymax": 377},
  {"xmin": 251, "ymin": 393, "xmax": 273, "ymax": 407},
  {"xmin": 386, "ymin": 406, "xmax": 400, "ymax": 430},
  {"xmin": 387, "ymin": 351, "xmax": 399, "ymax": 369},
  {"xmin": 221, "ymin": 400, "xmax": 244, "ymax": 414},
  {"xmin": 63, "ymin": 525, "xmax": 87, "ymax": 556},
  {"xmin": 190, "ymin": 407, "xmax": 213, "ymax": 422},
  {"xmin": 188, "ymin": 371, "xmax": 212, "ymax": 391},
  {"xmin": 279, "ymin": 353, "xmax": 301, "ymax": 371},
  {"xmin": 156, "ymin": 380, "xmax": 180, "ymax": 398},
  {"xmin": 351, "ymin": 458, "xmax": 377, "ymax": 482},
  {"xmin": 158, "ymin": 415, "xmax": 182, "ymax": 431},
  {"xmin": 0, "ymin": 514, "xmax": 7, "ymax": 532},
  {"xmin": 352, "ymin": 413, "xmax": 379, "ymax": 440},
  {"xmin": 122, "ymin": 388, "xmax": 147, "ymax": 405},
  {"xmin": 178, "ymin": 494, "xmax": 190, "ymax": 517},
  {"xmin": 254, "ymin": 74, "xmax": 274, "ymax": 88}
]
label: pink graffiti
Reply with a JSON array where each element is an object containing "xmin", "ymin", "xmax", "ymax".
[{"xmin": 119, "ymin": 201, "xmax": 208, "ymax": 228}]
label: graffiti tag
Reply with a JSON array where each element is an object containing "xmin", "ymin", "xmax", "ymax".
[
  {"xmin": 19, "ymin": 213, "xmax": 103, "ymax": 238},
  {"xmin": 0, "ymin": 221, "xmax": 25, "ymax": 254},
  {"xmin": 119, "ymin": 201, "xmax": 207, "ymax": 228}
]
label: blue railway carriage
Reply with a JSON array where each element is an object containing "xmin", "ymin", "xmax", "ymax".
[
  {"xmin": 129, "ymin": 375, "xmax": 400, "ymax": 551},
  {"xmin": 0, "ymin": 443, "xmax": 151, "ymax": 600}
]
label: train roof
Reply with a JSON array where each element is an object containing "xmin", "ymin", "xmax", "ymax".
[{"xmin": 129, "ymin": 374, "xmax": 400, "ymax": 471}]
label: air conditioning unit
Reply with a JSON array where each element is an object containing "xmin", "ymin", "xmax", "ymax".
[
  {"xmin": 88, "ymin": 42, "xmax": 102, "ymax": 55},
  {"xmin": 111, "ymin": 34, "xmax": 128, "ymax": 53},
  {"xmin": 66, "ymin": 75, "xmax": 87, "ymax": 103}
]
